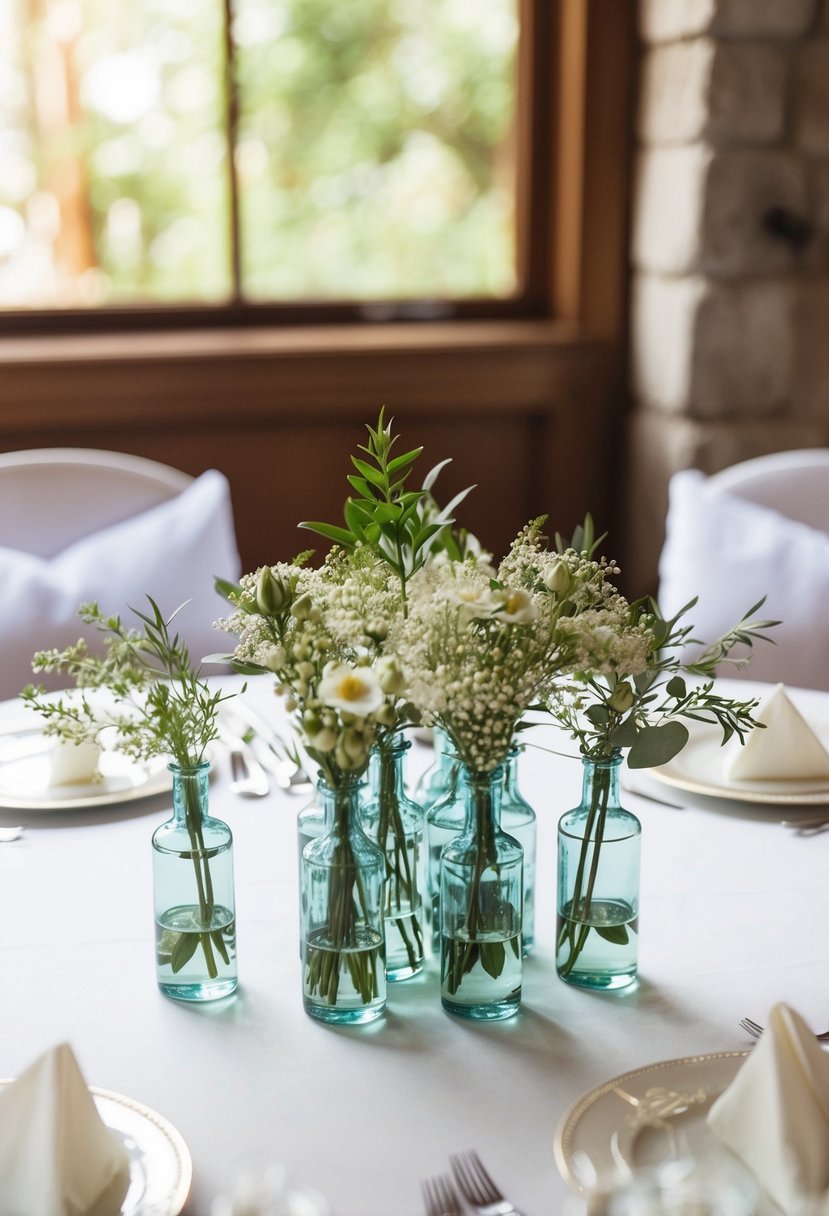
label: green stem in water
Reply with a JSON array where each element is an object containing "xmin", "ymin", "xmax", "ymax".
[{"xmin": 558, "ymin": 763, "xmax": 611, "ymax": 979}]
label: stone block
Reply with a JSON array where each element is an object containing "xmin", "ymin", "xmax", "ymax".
[
  {"xmin": 791, "ymin": 282, "xmax": 829, "ymax": 416},
  {"xmin": 707, "ymin": 43, "xmax": 788, "ymax": 145},
  {"xmin": 689, "ymin": 280, "xmax": 795, "ymax": 417},
  {"xmin": 794, "ymin": 41, "xmax": 829, "ymax": 154},
  {"xmin": 630, "ymin": 274, "xmax": 707, "ymax": 410},
  {"xmin": 711, "ymin": 0, "xmax": 817, "ymax": 38},
  {"xmin": 639, "ymin": 0, "xmax": 716, "ymax": 44},
  {"xmin": 701, "ymin": 151, "xmax": 808, "ymax": 276},
  {"xmin": 637, "ymin": 42, "xmax": 715, "ymax": 144},
  {"xmin": 631, "ymin": 146, "xmax": 710, "ymax": 274}
]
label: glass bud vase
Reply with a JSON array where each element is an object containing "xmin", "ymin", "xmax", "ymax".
[
  {"xmin": 413, "ymin": 726, "xmax": 459, "ymax": 810},
  {"xmin": 502, "ymin": 745, "xmax": 537, "ymax": 957},
  {"xmin": 557, "ymin": 752, "xmax": 641, "ymax": 990},
  {"xmin": 440, "ymin": 765, "xmax": 523, "ymax": 1021},
  {"xmin": 301, "ymin": 775, "xmax": 387, "ymax": 1024},
  {"xmin": 360, "ymin": 733, "xmax": 425, "ymax": 981},
  {"xmin": 152, "ymin": 761, "xmax": 238, "ymax": 1002},
  {"xmin": 425, "ymin": 756, "xmax": 464, "ymax": 955}
]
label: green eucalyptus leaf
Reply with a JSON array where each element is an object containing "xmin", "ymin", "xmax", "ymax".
[
  {"xmin": 609, "ymin": 716, "xmax": 639, "ymax": 748},
  {"xmin": 479, "ymin": 940, "xmax": 506, "ymax": 979},
  {"xmin": 595, "ymin": 924, "xmax": 629, "ymax": 945},
  {"xmin": 585, "ymin": 704, "xmax": 610, "ymax": 728},
  {"xmin": 666, "ymin": 676, "xmax": 687, "ymax": 699},
  {"xmin": 170, "ymin": 931, "xmax": 200, "ymax": 974},
  {"xmin": 627, "ymin": 720, "xmax": 690, "ymax": 769}
]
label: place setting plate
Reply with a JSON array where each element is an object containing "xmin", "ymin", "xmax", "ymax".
[
  {"xmin": 645, "ymin": 719, "xmax": 829, "ymax": 807},
  {"xmin": 0, "ymin": 740, "xmax": 171, "ymax": 811},
  {"xmin": 0, "ymin": 1081, "xmax": 192, "ymax": 1215}
]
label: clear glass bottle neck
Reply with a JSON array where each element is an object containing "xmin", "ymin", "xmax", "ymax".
[
  {"xmin": 317, "ymin": 776, "xmax": 366, "ymax": 833},
  {"xmin": 462, "ymin": 766, "xmax": 504, "ymax": 839},
  {"xmin": 580, "ymin": 753, "xmax": 623, "ymax": 807},
  {"xmin": 169, "ymin": 761, "xmax": 210, "ymax": 826}
]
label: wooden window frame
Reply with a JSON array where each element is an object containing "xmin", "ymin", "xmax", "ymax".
[{"xmin": 0, "ymin": 0, "xmax": 636, "ymax": 570}]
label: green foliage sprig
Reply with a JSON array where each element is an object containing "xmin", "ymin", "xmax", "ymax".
[
  {"xmin": 23, "ymin": 598, "xmax": 234, "ymax": 768},
  {"xmin": 300, "ymin": 408, "xmax": 473, "ymax": 608}
]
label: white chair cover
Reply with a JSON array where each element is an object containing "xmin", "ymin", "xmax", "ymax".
[
  {"xmin": 0, "ymin": 451, "xmax": 241, "ymax": 700},
  {"xmin": 658, "ymin": 453, "xmax": 829, "ymax": 692}
]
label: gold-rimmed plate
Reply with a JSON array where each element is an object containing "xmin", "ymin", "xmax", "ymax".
[
  {"xmin": 0, "ymin": 1082, "xmax": 192, "ymax": 1214},
  {"xmin": 0, "ymin": 745, "xmax": 171, "ymax": 811},
  {"xmin": 647, "ymin": 724, "xmax": 829, "ymax": 806},
  {"xmin": 555, "ymin": 1051, "xmax": 750, "ymax": 1196}
]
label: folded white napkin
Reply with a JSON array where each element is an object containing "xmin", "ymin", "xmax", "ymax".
[
  {"xmin": 0, "ymin": 1042, "xmax": 131, "ymax": 1216},
  {"xmin": 48, "ymin": 738, "xmax": 103, "ymax": 787},
  {"xmin": 726, "ymin": 684, "xmax": 829, "ymax": 781},
  {"xmin": 708, "ymin": 1003, "xmax": 829, "ymax": 1214}
]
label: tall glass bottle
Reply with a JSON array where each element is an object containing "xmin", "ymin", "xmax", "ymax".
[
  {"xmin": 152, "ymin": 761, "xmax": 237, "ymax": 1002},
  {"xmin": 360, "ymin": 732, "xmax": 425, "ymax": 980},
  {"xmin": 440, "ymin": 765, "xmax": 523, "ymax": 1020},
  {"xmin": 425, "ymin": 755, "xmax": 464, "ymax": 954},
  {"xmin": 502, "ymin": 745, "xmax": 537, "ymax": 956},
  {"xmin": 301, "ymin": 774, "xmax": 386, "ymax": 1024},
  {"xmin": 413, "ymin": 727, "xmax": 459, "ymax": 810},
  {"xmin": 557, "ymin": 752, "xmax": 641, "ymax": 990}
]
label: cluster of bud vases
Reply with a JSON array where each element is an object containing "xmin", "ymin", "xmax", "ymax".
[{"xmin": 297, "ymin": 728, "xmax": 537, "ymax": 1025}]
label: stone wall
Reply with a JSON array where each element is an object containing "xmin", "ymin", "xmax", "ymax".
[{"xmin": 626, "ymin": 0, "xmax": 829, "ymax": 594}]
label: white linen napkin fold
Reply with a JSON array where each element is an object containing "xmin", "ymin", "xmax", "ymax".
[
  {"xmin": 726, "ymin": 684, "xmax": 829, "ymax": 781},
  {"xmin": 0, "ymin": 1042, "xmax": 131, "ymax": 1216},
  {"xmin": 708, "ymin": 1003, "xmax": 829, "ymax": 1214},
  {"xmin": 48, "ymin": 738, "xmax": 103, "ymax": 787}
]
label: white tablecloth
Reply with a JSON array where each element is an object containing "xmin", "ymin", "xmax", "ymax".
[{"xmin": 2, "ymin": 677, "xmax": 829, "ymax": 1216}]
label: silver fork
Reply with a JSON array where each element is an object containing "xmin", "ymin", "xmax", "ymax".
[
  {"xmin": 741, "ymin": 1016, "xmax": 829, "ymax": 1042},
  {"xmin": 422, "ymin": 1174, "xmax": 461, "ymax": 1216},
  {"xmin": 450, "ymin": 1150, "xmax": 526, "ymax": 1216}
]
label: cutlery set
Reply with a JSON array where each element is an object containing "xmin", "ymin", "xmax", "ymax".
[
  {"xmin": 422, "ymin": 1151, "xmax": 525, "ymax": 1216},
  {"xmin": 218, "ymin": 705, "xmax": 312, "ymax": 798}
]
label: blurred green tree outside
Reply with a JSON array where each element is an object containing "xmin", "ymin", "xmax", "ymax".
[{"xmin": 0, "ymin": 0, "xmax": 518, "ymax": 307}]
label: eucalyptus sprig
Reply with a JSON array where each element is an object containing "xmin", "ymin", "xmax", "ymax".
[
  {"xmin": 23, "ymin": 598, "xmax": 234, "ymax": 767},
  {"xmin": 300, "ymin": 408, "xmax": 473, "ymax": 609}
]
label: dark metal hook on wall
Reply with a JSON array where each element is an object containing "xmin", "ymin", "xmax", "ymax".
[{"xmin": 762, "ymin": 205, "xmax": 814, "ymax": 251}]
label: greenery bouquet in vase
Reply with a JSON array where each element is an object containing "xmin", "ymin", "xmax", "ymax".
[{"xmin": 24, "ymin": 599, "xmax": 239, "ymax": 1002}]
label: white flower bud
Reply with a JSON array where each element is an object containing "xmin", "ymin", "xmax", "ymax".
[
  {"xmin": 255, "ymin": 567, "xmax": 290, "ymax": 615},
  {"xmin": 291, "ymin": 594, "xmax": 313, "ymax": 621},
  {"xmin": 376, "ymin": 656, "xmax": 406, "ymax": 696},
  {"xmin": 544, "ymin": 560, "xmax": 571, "ymax": 595},
  {"xmin": 609, "ymin": 682, "xmax": 635, "ymax": 713}
]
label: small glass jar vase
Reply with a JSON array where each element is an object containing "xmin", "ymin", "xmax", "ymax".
[
  {"xmin": 502, "ymin": 745, "xmax": 537, "ymax": 957},
  {"xmin": 360, "ymin": 732, "xmax": 425, "ymax": 981},
  {"xmin": 152, "ymin": 761, "xmax": 238, "ymax": 1002},
  {"xmin": 557, "ymin": 752, "xmax": 641, "ymax": 990},
  {"xmin": 440, "ymin": 765, "xmax": 523, "ymax": 1020},
  {"xmin": 301, "ymin": 775, "xmax": 387, "ymax": 1024}
]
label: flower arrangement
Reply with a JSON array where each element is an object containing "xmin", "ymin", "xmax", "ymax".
[{"xmin": 23, "ymin": 599, "xmax": 237, "ymax": 986}]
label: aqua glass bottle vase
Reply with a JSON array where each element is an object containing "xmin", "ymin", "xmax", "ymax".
[
  {"xmin": 502, "ymin": 745, "xmax": 537, "ymax": 957},
  {"xmin": 301, "ymin": 774, "xmax": 387, "ymax": 1024},
  {"xmin": 413, "ymin": 726, "xmax": 458, "ymax": 810},
  {"xmin": 360, "ymin": 732, "xmax": 425, "ymax": 981},
  {"xmin": 440, "ymin": 765, "xmax": 523, "ymax": 1020},
  {"xmin": 152, "ymin": 761, "xmax": 238, "ymax": 1002},
  {"xmin": 425, "ymin": 753, "xmax": 464, "ymax": 954},
  {"xmin": 557, "ymin": 752, "xmax": 641, "ymax": 990}
]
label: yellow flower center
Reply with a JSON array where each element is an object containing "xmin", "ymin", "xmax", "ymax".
[
  {"xmin": 505, "ymin": 593, "xmax": 523, "ymax": 613},
  {"xmin": 337, "ymin": 674, "xmax": 366, "ymax": 702}
]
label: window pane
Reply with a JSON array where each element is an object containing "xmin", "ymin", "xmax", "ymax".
[
  {"xmin": 0, "ymin": 0, "xmax": 231, "ymax": 307},
  {"xmin": 234, "ymin": 0, "xmax": 520, "ymax": 302}
]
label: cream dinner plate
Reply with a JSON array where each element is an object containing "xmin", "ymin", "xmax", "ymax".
[
  {"xmin": 0, "ymin": 715, "xmax": 168, "ymax": 812},
  {"xmin": 0, "ymin": 1082, "xmax": 192, "ymax": 1215},
  {"xmin": 646, "ymin": 721, "xmax": 829, "ymax": 806},
  {"xmin": 554, "ymin": 1051, "xmax": 779, "ymax": 1213}
]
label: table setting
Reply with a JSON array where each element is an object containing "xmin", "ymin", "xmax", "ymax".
[{"xmin": 4, "ymin": 413, "xmax": 829, "ymax": 1216}]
